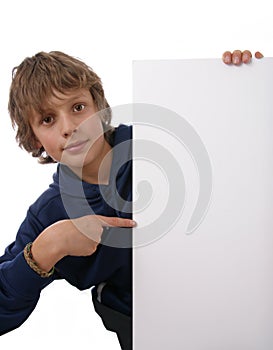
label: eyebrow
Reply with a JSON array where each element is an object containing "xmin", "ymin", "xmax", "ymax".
[{"xmin": 41, "ymin": 92, "xmax": 91, "ymax": 112}]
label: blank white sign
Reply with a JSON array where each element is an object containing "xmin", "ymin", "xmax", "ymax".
[{"xmin": 132, "ymin": 59, "xmax": 273, "ymax": 349}]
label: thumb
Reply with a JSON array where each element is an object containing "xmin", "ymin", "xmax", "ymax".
[{"xmin": 255, "ymin": 51, "xmax": 264, "ymax": 59}]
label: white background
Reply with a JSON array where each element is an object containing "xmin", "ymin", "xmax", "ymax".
[{"xmin": 0, "ymin": 0, "xmax": 272, "ymax": 349}]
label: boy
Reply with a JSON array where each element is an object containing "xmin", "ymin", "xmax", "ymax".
[
  {"xmin": 0, "ymin": 51, "xmax": 135, "ymax": 350},
  {"xmin": 0, "ymin": 49, "xmax": 259, "ymax": 349}
]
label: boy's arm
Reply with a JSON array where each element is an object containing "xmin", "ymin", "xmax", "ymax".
[
  {"xmin": 0, "ymin": 211, "xmax": 55, "ymax": 335},
  {"xmin": 31, "ymin": 215, "xmax": 136, "ymax": 272},
  {"xmin": 0, "ymin": 210, "xmax": 135, "ymax": 335}
]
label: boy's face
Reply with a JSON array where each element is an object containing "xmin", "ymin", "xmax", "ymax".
[{"xmin": 30, "ymin": 88, "xmax": 107, "ymax": 173}]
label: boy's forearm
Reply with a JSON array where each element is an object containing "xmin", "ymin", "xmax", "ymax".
[{"xmin": 31, "ymin": 221, "xmax": 68, "ymax": 272}]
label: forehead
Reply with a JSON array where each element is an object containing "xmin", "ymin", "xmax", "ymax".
[{"xmin": 41, "ymin": 88, "xmax": 93, "ymax": 110}]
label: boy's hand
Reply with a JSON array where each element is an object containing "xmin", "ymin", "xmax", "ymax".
[
  {"xmin": 61, "ymin": 215, "xmax": 135, "ymax": 257},
  {"xmin": 222, "ymin": 50, "xmax": 264, "ymax": 65},
  {"xmin": 31, "ymin": 215, "xmax": 136, "ymax": 272}
]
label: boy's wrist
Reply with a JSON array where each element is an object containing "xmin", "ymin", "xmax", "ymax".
[
  {"xmin": 24, "ymin": 242, "xmax": 55, "ymax": 277},
  {"xmin": 31, "ymin": 221, "xmax": 68, "ymax": 272}
]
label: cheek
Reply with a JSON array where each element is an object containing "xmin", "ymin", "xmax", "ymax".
[
  {"xmin": 80, "ymin": 115, "xmax": 104, "ymax": 141},
  {"xmin": 84, "ymin": 136, "xmax": 105, "ymax": 162},
  {"xmin": 35, "ymin": 132, "xmax": 57, "ymax": 155}
]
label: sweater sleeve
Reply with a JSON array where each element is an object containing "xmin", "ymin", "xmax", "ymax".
[{"xmin": 0, "ymin": 208, "xmax": 56, "ymax": 335}]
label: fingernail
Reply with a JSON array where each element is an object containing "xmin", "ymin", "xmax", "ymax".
[
  {"xmin": 132, "ymin": 220, "xmax": 137, "ymax": 226},
  {"xmin": 242, "ymin": 53, "xmax": 248, "ymax": 62},
  {"xmin": 233, "ymin": 56, "xmax": 240, "ymax": 64},
  {"xmin": 224, "ymin": 56, "xmax": 231, "ymax": 64}
]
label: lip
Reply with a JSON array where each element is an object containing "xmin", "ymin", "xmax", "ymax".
[{"xmin": 63, "ymin": 139, "xmax": 89, "ymax": 154}]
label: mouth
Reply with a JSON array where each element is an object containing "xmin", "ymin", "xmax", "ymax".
[{"xmin": 63, "ymin": 139, "xmax": 89, "ymax": 154}]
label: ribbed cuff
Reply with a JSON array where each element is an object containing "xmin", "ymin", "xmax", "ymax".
[{"xmin": 1, "ymin": 251, "xmax": 52, "ymax": 298}]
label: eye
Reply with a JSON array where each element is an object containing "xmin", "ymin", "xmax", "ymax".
[
  {"xmin": 73, "ymin": 104, "xmax": 85, "ymax": 112},
  {"xmin": 42, "ymin": 116, "xmax": 54, "ymax": 125}
]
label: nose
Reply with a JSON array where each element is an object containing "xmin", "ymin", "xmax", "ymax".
[{"xmin": 60, "ymin": 114, "xmax": 77, "ymax": 138}]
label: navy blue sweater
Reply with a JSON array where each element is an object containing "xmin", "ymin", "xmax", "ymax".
[{"xmin": 0, "ymin": 124, "xmax": 132, "ymax": 336}]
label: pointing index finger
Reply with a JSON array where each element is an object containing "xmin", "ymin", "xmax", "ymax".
[{"xmin": 97, "ymin": 216, "xmax": 136, "ymax": 228}]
